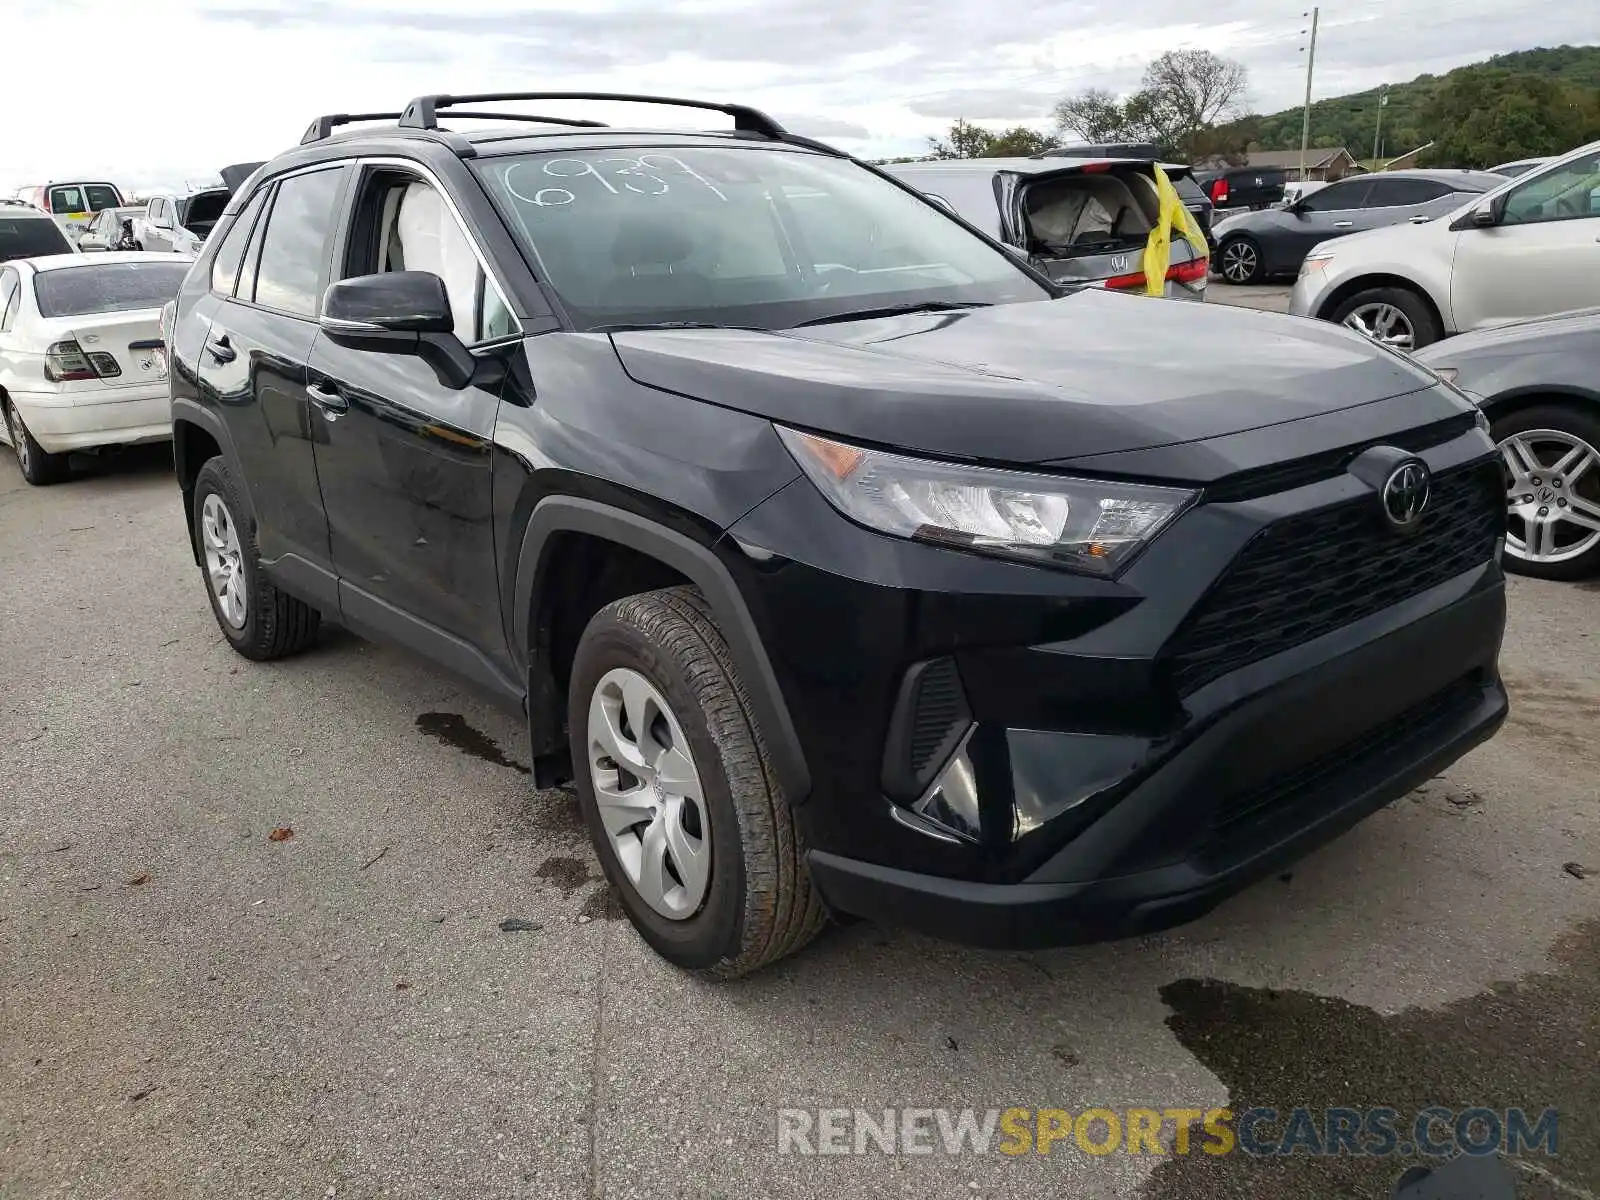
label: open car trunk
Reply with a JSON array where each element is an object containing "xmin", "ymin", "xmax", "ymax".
[
  {"xmin": 1004, "ymin": 162, "xmax": 1206, "ymax": 299},
  {"xmin": 177, "ymin": 189, "xmax": 231, "ymax": 240}
]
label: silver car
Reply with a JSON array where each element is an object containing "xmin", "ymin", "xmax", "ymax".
[
  {"xmin": 882, "ymin": 157, "xmax": 1208, "ymax": 300},
  {"xmin": 1290, "ymin": 140, "xmax": 1600, "ymax": 350},
  {"xmin": 1415, "ymin": 307, "xmax": 1600, "ymax": 580}
]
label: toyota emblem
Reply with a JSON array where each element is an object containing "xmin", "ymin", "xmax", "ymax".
[{"xmin": 1381, "ymin": 461, "xmax": 1431, "ymax": 529}]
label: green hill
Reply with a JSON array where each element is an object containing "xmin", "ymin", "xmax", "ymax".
[{"xmin": 1250, "ymin": 45, "xmax": 1600, "ymax": 166}]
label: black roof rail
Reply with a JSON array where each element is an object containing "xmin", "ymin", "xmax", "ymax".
[
  {"xmin": 301, "ymin": 112, "xmax": 405, "ymax": 145},
  {"xmin": 398, "ymin": 92, "xmax": 788, "ymax": 139},
  {"xmin": 435, "ymin": 111, "xmax": 609, "ymax": 129}
]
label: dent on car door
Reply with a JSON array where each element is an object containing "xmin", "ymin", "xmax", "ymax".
[
  {"xmin": 306, "ymin": 167, "xmax": 513, "ymax": 685},
  {"xmin": 199, "ymin": 166, "xmax": 349, "ymax": 588},
  {"xmin": 1450, "ymin": 150, "xmax": 1600, "ymax": 331}
]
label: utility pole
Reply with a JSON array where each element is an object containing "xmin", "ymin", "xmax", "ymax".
[
  {"xmin": 1373, "ymin": 84, "xmax": 1388, "ymax": 164},
  {"xmin": 1299, "ymin": 6, "xmax": 1319, "ymax": 182}
]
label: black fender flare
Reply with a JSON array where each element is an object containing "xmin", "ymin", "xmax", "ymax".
[
  {"xmin": 171, "ymin": 397, "xmax": 255, "ymax": 563},
  {"xmin": 512, "ymin": 496, "xmax": 812, "ymax": 802}
]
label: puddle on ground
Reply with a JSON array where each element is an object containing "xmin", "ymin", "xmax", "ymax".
[
  {"xmin": 414, "ymin": 712, "xmax": 530, "ymax": 775},
  {"xmin": 1143, "ymin": 919, "xmax": 1599, "ymax": 1199}
]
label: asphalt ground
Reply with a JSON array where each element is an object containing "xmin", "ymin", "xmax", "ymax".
[{"xmin": 2, "ymin": 298, "xmax": 1596, "ymax": 1198}]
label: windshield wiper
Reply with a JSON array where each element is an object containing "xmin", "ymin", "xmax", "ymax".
[{"xmin": 792, "ymin": 300, "xmax": 992, "ymax": 328}]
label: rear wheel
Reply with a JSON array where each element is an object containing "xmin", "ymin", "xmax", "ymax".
[
  {"xmin": 191, "ymin": 456, "xmax": 322, "ymax": 659},
  {"xmin": 1331, "ymin": 286, "xmax": 1442, "ymax": 351},
  {"xmin": 1218, "ymin": 236, "xmax": 1263, "ymax": 284},
  {"xmin": 1492, "ymin": 403, "xmax": 1600, "ymax": 580},
  {"xmin": 568, "ymin": 585, "xmax": 824, "ymax": 978},
  {"xmin": 5, "ymin": 400, "xmax": 69, "ymax": 486}
]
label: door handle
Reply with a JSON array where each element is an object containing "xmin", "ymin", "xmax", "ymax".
[
  {"xmin": 1332, "ymin": 221, "xmax": 1354, "ymax": 229},
  {"xmin": 206, "ymin": 333, "xmax": 236, "ymax": 363},
  {"xmin": 306, "ymin": 381, "xmax": 349, "ymax": 419},
  {"xmin": 1408, "ymin": 215, "xmax": 1430, "ymax": 224}
]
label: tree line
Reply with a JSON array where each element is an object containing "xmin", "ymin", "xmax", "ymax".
[{"xmin": 917, "ymin": 44, "xmax": 1600, "ymax": 170}]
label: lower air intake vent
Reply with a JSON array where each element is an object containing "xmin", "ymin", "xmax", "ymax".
[{"xmin": 882, "ymin": 656, "xmax": 973, "ymax": 803}]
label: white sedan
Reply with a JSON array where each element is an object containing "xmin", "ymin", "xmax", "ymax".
[{"xmin": 0, "ymin": 252, "xmax": 190, "ymax": 485}]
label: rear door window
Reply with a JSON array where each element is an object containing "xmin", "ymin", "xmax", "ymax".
[
  {"xmin": 1364, "ymin": 178, "xmax": 1450, "ymax": 207},
  {"xmin": 249, "ymin": 167, "xmax": 347, "ymax": 316},
  {"xmin": 82, "ymin": 184, "xmax": 121, "ymax": 211},
  {"xmin": 0, "ymin": 216, "xmax": 72, "ymax": 261},
  {"xmin": 0, "ymin": 268, "xmax": 19, "ymax": 330}
]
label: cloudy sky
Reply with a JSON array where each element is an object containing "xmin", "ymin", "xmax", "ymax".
[{"xmin": 3, "ymin": 0, "xmax": 1593, "ymax": 194}]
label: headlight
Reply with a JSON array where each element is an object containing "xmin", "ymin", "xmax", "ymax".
[
  {"xmin": 777, "ymin": 427, "xmax": 1195, "ymax": 575},
  {"xmin": 1300, "ymin": 253, "xmax": 1335, "ymax": 276}
]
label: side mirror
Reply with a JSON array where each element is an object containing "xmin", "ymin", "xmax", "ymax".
[
  {"xmin": 1470, "ymin": 197, "xmax": 1498, "ymax": 226},
  {"xmin": 321, "ymin": 271, "xmax": 477, "ymax": 390}
]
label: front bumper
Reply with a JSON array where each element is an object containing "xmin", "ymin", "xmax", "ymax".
[
  {"xmin": 10, "ymin": 385, "xmax": 172, "ymax": 453},
  {"xmin": 724, "ymin": 421, "xmax": 1507, "ymax": 947},
  {"xmin": 807, "ymin": 580, "xmax": 1506, "ymax": 949}
]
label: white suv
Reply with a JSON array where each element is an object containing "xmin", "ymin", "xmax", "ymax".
[{"xmin": 1290, "ymin": 141, "xmax": 1600, "ymax": 350}]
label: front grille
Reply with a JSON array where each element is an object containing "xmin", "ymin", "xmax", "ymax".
[
  {"xmin": 1208, "ymin": 673, "xmax": 1484, "ymax": 838},
  {"xmin": 1167, "ymin": 464, "xmax": 1502, "ymax": 695}
]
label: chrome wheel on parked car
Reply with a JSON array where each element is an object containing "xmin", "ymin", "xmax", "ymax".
[
  {"xmin": 1499, "ymin": 428, "xmax": 1600, "ymax": 568},
  {"xmin": 587, "ymin": 666, "xmax": 711, "ymax": 920},
  {"xmin": 200, "ymin": 493, "xmax": 248, "ymax": 629},
  {"xmin": 8, "ymin": 404, "xmax": 32, "ymax": 476},
  {"xmin": 1341, "ymin": 302, "xmax": 1415, "ymax": 352},
  {"xmin": 1219, "ymin": 238, "xmax": 1260, "ymax": 284}
]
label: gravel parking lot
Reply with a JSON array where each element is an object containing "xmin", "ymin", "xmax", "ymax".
[{"xmin": 3, "ymin": 320, "xmax": 1597, "ymax": 1196}]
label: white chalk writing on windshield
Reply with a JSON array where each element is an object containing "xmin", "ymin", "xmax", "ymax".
[{"xmin": 502, "ymin": 155, "xmax": 728, "ymax": 208}]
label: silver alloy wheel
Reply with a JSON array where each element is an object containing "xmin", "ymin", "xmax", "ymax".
[
  {"xmin": 1498, "ymin": 428, "xmax": 1600, "ymax": 565},
  {"xmin": 1342, "ymin": 302, "xmax": 1415, "ymax": 351},
  {"xmin": 200, "ymin": 493, "xmax": 248, "ymax": 629},
  {"xmin": 587, "ymin": 666, "xmax": 711, "ymax": 921},
  {"xmin": 8, "ymin": 405, "xmax": 31, "ymax": 475},
  {"xmin": 1221, "ymin": 240, "xmax": 1258, "ymax": 283}
]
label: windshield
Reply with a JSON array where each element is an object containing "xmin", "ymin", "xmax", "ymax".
[
  {"xmin": 473, "ymin": 146, "xmax": 1049, "ymax": 330},
  {"xmin": 33, "ymin": 262, "xmax": 190, "ymax": 318},
  {"xmin": 0, "ymin": 216, "xmax": 72, "ymax": 262}
]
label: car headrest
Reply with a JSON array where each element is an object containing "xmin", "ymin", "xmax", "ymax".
[{"xmin": 611, "ymin": 217, "xmax": 694, "ymax": 268}]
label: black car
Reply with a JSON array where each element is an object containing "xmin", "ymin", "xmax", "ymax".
[
  {"xmin": 1213, "ymin": 169, "xmax": 1506, "ymax": 285},
  {"xmin": 166, "ymin": 92, "xmax": 1509, "ymax": 977}
]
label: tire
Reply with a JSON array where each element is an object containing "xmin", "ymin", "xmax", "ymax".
[
  {"xmin": 1330, "ymin": 285, "xmax": 1442, "ymax": 351},
  {"xmin": 5, "ymin": 398, "xmax": 69, "ymax": 486},
  {"xmin": 1491, "ymin": 402, "xmax": 1600, "ymax": 581},
  {"xmin": 191, "ymin": 456, "xmax": 321, "ymax": 659},
  {"xmin": 568, "ymin": 585, "xmax": 824, "ymax": 978},
  {"xmin": 1217, "ymin": 235, "xmax": 1264, "ymax": 284}
]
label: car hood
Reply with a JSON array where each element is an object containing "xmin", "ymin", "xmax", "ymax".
[
  {"xmin": 610, "ymin": 289, "xmax": 1444, "ymax": 466},
  {"xmin": 1415, "ymin": 306, "xmax": 1600, "ymax": 360}
]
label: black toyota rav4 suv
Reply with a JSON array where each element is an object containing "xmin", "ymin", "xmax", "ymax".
[{"xmin": 165, "ymin": 93, "xmax": 1509, "ymax": 977}]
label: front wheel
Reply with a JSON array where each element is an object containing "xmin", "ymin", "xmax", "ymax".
[
  {"xmin": 1493, "ymin": 403, "xmax": 1600, "ymax": 580},
  {"xmin": 1331, "ymin": 286, "xmax": 1442, "ymax": 351},
  {"xmin": 568, "ymin": 586, "xmax": 824, "ymax": 977}
]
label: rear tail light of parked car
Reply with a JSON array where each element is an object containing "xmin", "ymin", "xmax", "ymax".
[
  {"xmin": 1103, "ymin": 255, "xmax": 1211, "ymax": 292},
  {"xmin": 44, "ymin": 339, "xmax": 119, "ymax": 381},
  {"xmin": 1208, "ymin": 178, "xmax": 1230, "ymax": 205}
]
